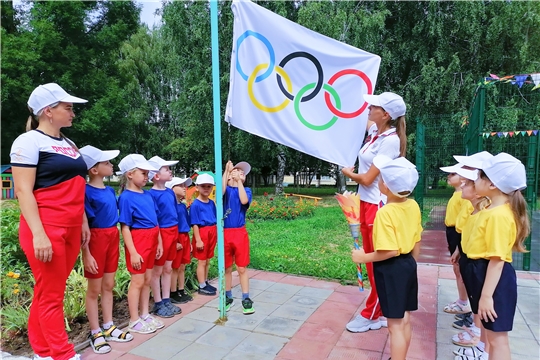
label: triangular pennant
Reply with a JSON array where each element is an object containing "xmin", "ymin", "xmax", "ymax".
[
  {"xmin": 491, "ymin": 132, "xmax": 497, "ymax": 137},
  {"xmin": 489, "ymin": 73, "xmax": 500, "ymax": 79},
  {"xmin": 484, "ymin": 133, "xmax": 489, "ymax": 138},
  {"xmin": 514, "ymin": 74, "xmax": 528, "ymax": 88},
  {"xmin": 527, "ymin": 130, "xmax": 533, "ymax": 136},
  {"xmin": 533, "ymin": 84, "xmax": 540, "ymax": 91},
  {"xmin": 531, "ymin": 73, "xmax": 540, "ymax": 86},
  {"xmin": 533, "ymin": 130, "xmax": 538, "ymax": 136},
  {"xmin": 503, "ymin": 132, "xmax": 508, "ymax": 137},
  {"xmin": 509, "ymin": 131, "xmax": 514, "ymax": 137},
  {"xmin": 497, "ymin": 132, "xmax": 503, "ymax": 138},
  {"xmin": 521, "ymin": 131, "xmax": 526, "ymax": 136}
]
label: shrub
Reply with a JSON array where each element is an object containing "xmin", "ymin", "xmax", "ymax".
[
  {"xmin": 0, "ymin": 201, "xmax": 28, "ymax": 272},
  {"xmin": 247, "ymin": 194, "xmax": 316, "ymax": 221}
]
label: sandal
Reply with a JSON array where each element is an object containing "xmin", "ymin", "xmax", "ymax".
[
  {"xmin": 89, "ymin": 332, "xmax": 112, "ymax": 354},
  {"xmin": 444, "ymin": 301, "xmax": 472, "ymax": 314},
  {"xmin": 451, "ymin": 328, "xmax": 479, "ymax": 347},
  {"xmin": 453, "ymin": 345, "xmax": 484, "ymax": 357},
  {"xmin": 128, "ymin": 318, "xmax": 156, "ymax": 334},
  {"xmin": 103, "ymin": 325, "xmax": 134, "ymax": 342}
]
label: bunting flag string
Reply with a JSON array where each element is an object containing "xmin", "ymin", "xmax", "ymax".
[
  {"xmin": 479, "ymin": 130, "xmax": 539, "ymax": 138},
  {"xmin": 483, "ymin": 73, "xmax": 540, "ymax": 90}
]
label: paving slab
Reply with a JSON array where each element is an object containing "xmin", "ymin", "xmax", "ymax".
[{"xmin": 128, "ymin": 334, "xmax": 189, "ymax": 360}]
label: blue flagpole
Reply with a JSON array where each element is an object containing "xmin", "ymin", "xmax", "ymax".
[{"xmin": 210, "ymin": 0, "xmax": 226, "ymax": 319}]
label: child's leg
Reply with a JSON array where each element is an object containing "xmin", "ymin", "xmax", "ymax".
[
  {"xmin": 101, "ymin": 272, "xmax": 116, "ymax": 325},
  {"xmin": 387, "ymin": 313, "xmax": 411, "ymax": 360},
  {"xmin": 150, "ymin": 265, "xmax": 164, "ymax": 302},
  {"xmin": 225, "ymin": 266, "xmax": 233, "ymax": 292},
  {"xmin": 161, "ymin": 260, "xmax": 173, "ymax": 299},
  {"xmin": 140, "ymin": 269, "xmax": 153, "ymax": 316},
  {"xmin": 485, "ymin": 329, "xmax": 509, "ymax": 360},
  {"xmin": 204, "ymin": 260, "xmax": 211, "ymax": 283},
  {"xmin": 86, "ymin": 278, "xmax": 103, "ymax": 331},
  {"xmin": 237, "ymin": 266, "xmax": 249, "ymax": 295},
  {"xmin": 128, "ymin": 274, "xmax": 145, "ymax": 322},
  {"xmin": 197, "ymin": 259, "xmax": 207, "ymax": 285},
  {"xmin": 178, "ymin": 264, "xmax": 186, "ymax": 291},
  {"xmin": 453, "ymin": 263, "xmax": 468, "ymax": 302},
  {"xmin": 171, "ymin": 268, "xmax": 179, "ymax": 293}
]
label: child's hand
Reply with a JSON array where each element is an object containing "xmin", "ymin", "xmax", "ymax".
[
  {"xmin": 83, "ymin": 252, "xmax": 98, "ymax": 274},
  {"xmin": 351, "ymin": 248, "xmax": 366, "ymax": 263},
  {"xmin": 131, "ymin": 253, "xmax": 144, "ymax": 271},
  {"xmin": 226, "ymin": 160, "xmax": 234, "ymax": 172},
  {"xmin": 450, "ymin": 249, "xmax": 460, "ymax": 264},
  {"xmin": 478, "ymin": 295, "xmax": 497, "ymax": 322},
  {"xmin": 81, "ymin": 223, "xmax": 91, "ymax": 248},
  {"xmin": 196, "ymin": 239, "xmax": 204, "ymax": 251},
  {"xmin": 156, "ymin": 243, "xmax": 163, "ymax": 259},
  {"xmin": 176, "ymin": 242, "xmax": 183, "ymax": 250}
]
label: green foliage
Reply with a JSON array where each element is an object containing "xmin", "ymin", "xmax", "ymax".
[
  {"xmin": 63, "ymin": 266, "xmax": 87, "ymax": 331},
  {"xmin": 1, "ymin": 269, "xmax": 32, "ymax": 336},
  {"xmin": 247, "ymin": 195, "xmax": 316, "ymax": 221},
  {"xmin": 0, "ymin": 201, "xmax": 27, "ymax": 272}
]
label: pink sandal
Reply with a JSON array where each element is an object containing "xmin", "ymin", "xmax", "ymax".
[{"xmin": 451, "ymin": 328, "xmax": 479, "ymax": 347}]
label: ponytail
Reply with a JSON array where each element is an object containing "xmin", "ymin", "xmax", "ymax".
[
  {"xmin": 26, "ymin": 107, "xmax": 39, "ymax": 131},
  {"xmin": 476, "ymin": 196, "xmax": 491, "ymax": 211},
  {"xmin": 392, "ymin": 115, "xmax": 407, "ymax": 157},
  {"xmin": 119, "ymin": 173, "xmax": 128, "ymax": 194},
  {"xmin": 508, "ymin": 190, "xmax": 530, "ymax": 253}
]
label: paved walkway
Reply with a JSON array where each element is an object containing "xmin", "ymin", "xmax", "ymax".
[{"xmin": 73, "ymin": 265, "xmax": 539, "ymax": 360}]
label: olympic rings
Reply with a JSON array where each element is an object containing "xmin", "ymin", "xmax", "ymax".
[
  {"xmin": 236, "ymin": 30, "xmax": 373, "ymax": 130},
  {"xmin": 248, "ymin": 63, "xmax": 292, "ymax": 112}
]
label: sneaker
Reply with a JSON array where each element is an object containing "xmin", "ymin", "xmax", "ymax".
[
  {"xmin": 128, "ymin": 318, "xmax": 156, "ymax": 334},
  {"xmin": 242, "ymin": 298, "xmax": 255, "ymax": 315},
  {"xmin": 205, "ymin": 281, "xmax": 217, "ymax": 292},
  {"xmin": 68, "ymin": 355, "xmax": 81, "ymax": 360},
  {"xmin": 444, "ymin": 300, "xmax": 471, "ymax": 314},
  {"xmin": 346, "ymin": 315, "xmax": 382, "ymax": 333},
  {"xmin": 142, "ymin": 314, "xmax": 164, "ymax": 330},
  {"xmin": 226, "ymin": 297, "xmax": 234, "ymax": 312},
  {"xmin": 379, "ymin": 316, "xmax": 388, "ymax": 327},
  {"xmin": 152, "ymin": 302, "xmax": 174, "ymax": 318},
  {"xmin": 453, "ymin": 345, "xmax": 484, "ymax": 357},
  {"xmin": 455, "ymin": 312, "xmax": 472, "ymax": 321},
  {"xmin": 170, "ymin": 291, "xmax": 184, "ymax": 304},
  {"xmin": 33, "ymin": 355, "xmax": 53, "ymax": 360},
  {"xmin": 453, "ymin": 313, "xmax": 474, "ymax": 330},
  {"xmin": 165, "ymin": 301, "xmax": 182, "ymax": 315},
  {"xmin": 198, "ymin": 285, "xmax": 216, "ymax": 296}
]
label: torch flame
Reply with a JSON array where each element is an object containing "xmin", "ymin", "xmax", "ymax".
[{"xmin": 335, "ymin": 191, "xmax": 360, "ymax": 225}]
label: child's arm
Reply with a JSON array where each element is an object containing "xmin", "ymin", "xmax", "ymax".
[
  {"xmin": 222, "ymin": 161, "xmax": 233, "ymax": 195},
  {"xmin": 450, "ymin": 247, "xmax": 460, "ymax": 264},
  {"xmin": 121, "ymin": 224, "xmax": 143, "ymax": 270},
  {"xmin": 193, "ymin": 225, "xmax": 203, "ymax": 250},
  {"xmin": 232, "ymin": 172, "xmax": 249, "ymax": 205},
  {"xmin": 156, "ymin": 230, "xmax": 163, "ymax": 259},
  {"xmin": 81, "ymin": 211, "xmax": 91, "ymax": 248},
  {"xmin": 478, "ymin": 257, "xmax": 504, "ymax": 322},
  {"xmin": 351, "ymin": 248, "xmax": 399, "ymax": 264},
  {"xmin": 411, "ymin": 242, "xmax": 421, "ymax": 261}
]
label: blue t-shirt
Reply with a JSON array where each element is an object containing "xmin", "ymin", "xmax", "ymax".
[
  {"xmin": 149, "ymin": 188, "xmax": 178, "ymax": 228},
  {"xmin": 190, "ymin": 198, "xmax": 217, "ymax": 227},
  {"xmin": 175, "ymin": 202, "xmax": 191, "ymax": 233},
  {"xmin": 223, "ymin": 186, "xmax": 252, "ymax": 228},
  {"xmin": 118, "ymin": 189, "xmax": 158, "ymax": 229},
  {"xmin": 85, "ymin": 185, "xmax": 119, "ymax": 228}
]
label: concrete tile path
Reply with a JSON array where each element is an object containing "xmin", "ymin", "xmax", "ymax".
[{"xmin": 74, "ymin": 266, "xmax": 539, "ymax": 360}]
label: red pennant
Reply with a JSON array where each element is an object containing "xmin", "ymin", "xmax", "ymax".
[
  {"xmin": 527, "ymin": 130, "xmax": 533, "ymax": 136},
  {"xmin": 509, "ymin": 131, "xmax": 514, "ymax": 137},
  {"xmin": 490, "ymin": 132, "xmax": 496, "ymax": 137}
]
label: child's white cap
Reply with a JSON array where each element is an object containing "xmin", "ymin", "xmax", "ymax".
[
  {"xmin": 363, "ymin": 92, "xmax": 406, "ymax": 120},
  {"xmin": 116, "ymin": 154, "xmax": 159, "ymax": 175},
  {"xmin": 195, "ymin": 173, "xmax": 215, "ymax": 185},
  {"xmin": 456, "ymin": 168, "xmax": 479, "ymax": 181},
  {"xmin": 166, "ymin": 177, "xmax": 193, "ymax": 189},
  {"xmin": 453, "ymin": 151, "xmax": 493, "ymax": 169},
  {"xmin": 478, "ymin": 152, "xmax": 526, "ymax": 194},
  {"xmin": 79, "ymin": 145, "xmax": 120, "ymax": 170},
  {"xmin": 148, "ymin": 155, "xmax": 179, "ymax": 180},
  {"xmin": 233, "ymin": 161, "xmax": 251, "ymax": 176},
  {"xmin": 440, "ymin": 163, "xmax": 464, "ymax": 173},
  {"xmin": 28, "ymin": 83, "xmax": 87, "ymax": 115},
  {"xmin": 373, "ymin": 155, "xmax": 418, "ymax": 198}
]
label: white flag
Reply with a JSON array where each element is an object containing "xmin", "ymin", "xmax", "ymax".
[{"xmin": 225, "ymin": 0, "xmax": 381, "ymax": 167}]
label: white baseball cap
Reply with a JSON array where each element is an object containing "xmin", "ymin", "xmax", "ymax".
[
  {"xmin": 373, "ymin": 155, "xmax": 419, "ymax": 198},
  {"xmin": 116, "ymin": 154, "xmax": 159, "ymax": 175},
  {"xmin": 453, "ymin": 151, "xmax": 493, "ymax": 169},
  {"xmin": 233, "ymin": 161, "xmax": 251, "ymax": 176},
  {"xmin": 456, "ymin": 168, "xmax": 479, "ymax": 181},
  {"xmin": 79, "ymin": 145, "xmax": 120, "ymax": 170},
  {"xmin": 28, "ymin": 83, "xmax": 87, "ymax": 115},
  {"xmin": 363, "ymin": 92, "xmax": 406, "ymax": 120},
  {"xmin": 440, "ymin": 163, "xmax": 464, "ymax": 173},
  {"xmin": 165, "ymin": 177, "xmax": 193, "ymax": 189},
  {"xmin": 148, "ymin": 156, "xmax": 179, "ymax": 180},
  {"xmin": 478, "ymin": 152, "xmax": 526, "ymax": 194},
  {"xmin": 195, "ymin": 173, "xmax": 215, "ymax": 185}
]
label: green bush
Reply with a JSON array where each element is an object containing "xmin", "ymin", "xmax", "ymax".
[
  {"xmin": 0, "ymin": 201, "xmax": 28, "ymax": 272},
  {"xmin": 247, "ymin": 194, "xmax": 316, "ymax": 221}
]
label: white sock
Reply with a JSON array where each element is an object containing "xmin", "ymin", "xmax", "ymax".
[
  {"xmin": 480, "ymin": 353, "xmax": 489, "ymax": 360},
  {"xmin": 476, "ymin": 341, "xmax": 485, "ymax": 350}
]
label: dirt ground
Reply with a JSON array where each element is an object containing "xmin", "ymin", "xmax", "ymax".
[{"xmin": 1, "ymin": 298, "xmax": 130, "ymax": 357}]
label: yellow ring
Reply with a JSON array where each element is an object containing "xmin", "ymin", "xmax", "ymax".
[{"xmin": 248, "ymin": 63, "xmax": 292, "ymax": 112}]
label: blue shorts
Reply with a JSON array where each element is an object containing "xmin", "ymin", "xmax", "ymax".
[
  {"xmin": 462, "ymin": 258, "xmax": 517, "ymax": 332},
  {"xmin": 445, "ymin": 226, "xmax": 461, "ymax": 256}
]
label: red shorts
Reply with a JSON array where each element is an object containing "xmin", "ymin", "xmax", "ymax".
[
  {"xmin": 155, "ymin": 225, "xmax": 178, "ymax": 266},
  {"xmin": 172, "ymin": 232, "xmax": 191, "ymax": 269},
  {"xmin": 193, "ymin": 225, "xmax": 217, "ymax": 261},
  {"xmin": 125, "ymin": 227, "xmax": 159, "ymax": 274},
  {"xmin": 224, "ymin": 227, "xmax": 250, "ymax": 268},
  {"xmin": 85, "ymin": 226, "xmax": 120, "ymax": 279}
]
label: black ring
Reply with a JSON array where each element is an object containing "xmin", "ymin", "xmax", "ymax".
[{"xmin": 276, "ymin": 51, "xmax": 324, "ymax": 102}]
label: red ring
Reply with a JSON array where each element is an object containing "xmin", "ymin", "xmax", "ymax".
[{"xmin": 324, "ymin": 69, "xmax": 373, "ymax": 119}]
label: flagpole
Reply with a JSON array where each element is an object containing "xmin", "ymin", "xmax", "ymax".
[{"xmin": 210, "ymin": 0, "xmax": 226, "ymax": 319}]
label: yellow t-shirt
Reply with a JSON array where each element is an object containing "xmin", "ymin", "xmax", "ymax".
[
  {"xmin": 461, "ymin": 211, "xmax": 481, "ymax": 254},
  {"xmin": 373, "ymin": 199, "xmax": 423, "ymax": 255},
  {"xmin": 465, "ymin": 204, "xmax": 516, "ymax": 262},
  {"xmin": 445, "ymin": 191, "xmax": 465, "ymax": 227},
  {"xmin": 455, "ymin": 201, "xmax": 474, "ymax": 234}
]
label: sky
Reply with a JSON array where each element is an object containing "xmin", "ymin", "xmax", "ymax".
[{"xmin": 138, "ymin": 0, "xmax": 163, "ymax": 27}]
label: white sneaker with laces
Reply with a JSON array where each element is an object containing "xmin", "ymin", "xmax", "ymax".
[
  {"xmin": 379, "ymin": 316, "xmax": 388, "ymax": 327},
  {"xmin": 346, "ymin": 315, "xmax": 382, "ymax": 332}
]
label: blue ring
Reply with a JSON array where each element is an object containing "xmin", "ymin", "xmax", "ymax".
[{"xmin": 236, "ymin": 31, "xmax": 275, "ymax": 82}]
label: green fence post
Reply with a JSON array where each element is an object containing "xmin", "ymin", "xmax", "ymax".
[
  {"xmin": 415, "ymin": 119, "xmax": 425, "ymax": 213},
  {"xmin": 476, "ymin": 85, "xmax": 486, "ymax": 153},
  {"xmin": 523, "ymin": 135, "xmax": 539, "ymax": 271}
]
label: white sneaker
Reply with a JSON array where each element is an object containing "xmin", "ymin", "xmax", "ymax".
[
  {"xmin": 453, "ymin": 345, "xmax": 485, "ymax": 357},
  {"xmin": 33, "ymin": 356, "xmax": 53, "ymax": 360},
  {"xmin": 68, "ymin": 355, "xmax": 81, "ymax": 360},
  {"xmin": 346, "ymin": 315, "xmax": 382, "ymax": 332},
  {"xmin": 379, "ymin": 316, "xmax": 388, "ymax": 327}
]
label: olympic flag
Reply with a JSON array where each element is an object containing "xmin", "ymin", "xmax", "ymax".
[{"xmin": 225, "ymin": 0, "xmax": 381, "ymax": 167}]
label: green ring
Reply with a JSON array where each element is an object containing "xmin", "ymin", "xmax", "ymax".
[{"xmin": 294, "ymin": 83, "xmax": 341, "ymax": 131}]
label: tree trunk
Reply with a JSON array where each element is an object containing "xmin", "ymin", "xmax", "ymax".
[
  {"xmin": 275, "ymin": 147, "xmax": 286, "ymax": 195},
  {"xmin": 336, "ymin": 165, "xmax": 347, "ymax": 193}
]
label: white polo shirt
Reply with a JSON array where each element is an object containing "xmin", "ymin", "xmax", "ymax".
[{"xmin": 357, "ymin": 124, "xmax": 400, "ymax": 205}]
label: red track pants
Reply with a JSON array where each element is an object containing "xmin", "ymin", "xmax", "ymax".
[{"xmin": 20, "ymin": 218, "xmax": 80, "ymax": 360}]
